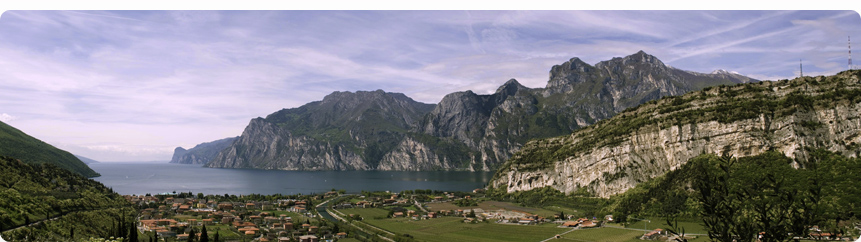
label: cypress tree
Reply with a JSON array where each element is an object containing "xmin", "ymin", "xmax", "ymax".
[
  {"xmin": 189, "ymin": 227, "xmax": 196, "ymax": 241},
  {"xmin": 129, "ymin": 223, "xmax": 139, "ymax": 242},
  {"xmin": 200, "ymin": 225, "xmax": 208, "ymax": 242},
  {"xmin": 213, "ymin": 230, "xmax": 219, "ymax": 242}
]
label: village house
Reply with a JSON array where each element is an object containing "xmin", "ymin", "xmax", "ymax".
[
  {"xmin": 218, "ymin": 203, "xmax": 234, "ymax": 210},
  {"xmin": 298, "ymin": 235, "xmax": 318, "ymax": 242},
  {"xmin": 250, "ymin": 215, "xmax": 263, "ymax": 224},
  {"xmin": 518, "ymin": 218, "xmax": 537, "ymax": 225},
  {"xmin": 265, "ymin": 216, "xmax": 279, "ymax": 224},
  {"xmin": 238, "ymin": 226, "xmax": 260, "ymax": 235},
  {"xmin": 642, "ymin": 228, "xmax": 664, "ymax": 240}
]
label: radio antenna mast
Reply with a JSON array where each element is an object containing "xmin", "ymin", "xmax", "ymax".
[
  {"xmin": 850, "ymin": 36, "xmax": 854, "ymax": 70},
  {"xmin": 800, "ymin": 59, "xmax": 803, "ymax": 77}
]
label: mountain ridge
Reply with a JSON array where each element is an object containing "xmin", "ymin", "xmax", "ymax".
[{"xmin": 204, "ymin": 51, "xmax": 759, "ymax": 171}]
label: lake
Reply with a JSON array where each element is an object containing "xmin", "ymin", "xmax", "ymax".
[{"xmin": 90, "ymin": 162, "xmax": 494, "ymax": 196}]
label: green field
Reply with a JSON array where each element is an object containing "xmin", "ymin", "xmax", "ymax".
[
  {"xmin": 337, "ymin": 208, "xmax": 567, "ymax": 242},
  {"xmin": 623, "ymin": 217, "xmax": 707, "ymax": 235},
  {"xmin": 559, "ymin": 227, "xmax": 710, "ymax": 242},
  {"xmin": 339, "ymin": 208, "xmax": 390, "ymax": 219}
]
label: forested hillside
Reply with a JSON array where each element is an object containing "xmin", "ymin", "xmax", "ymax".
[
  {"xmin": 0, "ymin": 121, "xmax": 99, "ymax": 177},
  {"xmin": 0, "ymin": 156, "xmax": 136, "ymax": 241}
]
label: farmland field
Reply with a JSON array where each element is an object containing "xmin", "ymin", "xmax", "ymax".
[{"xmin": 337, "ymin": 208, "xmax": 567, "ymax": 242}]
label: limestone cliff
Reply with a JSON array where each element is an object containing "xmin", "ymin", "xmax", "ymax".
[{"xmin": 490, "ymin": 70, "xmax": 861, "ymax": 197}]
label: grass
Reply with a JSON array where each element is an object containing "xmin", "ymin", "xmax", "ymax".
[
  {"xmin": 339, "ymin": 208, "xmax": 567, "ymax": 242},
  {"xmin": 426, "ymin": 201, "xmax": 561, "ymax": 218},
  {"xmin": 559, "ymin": 227, "xmax": 710, "ymax": 242},
  {"xmin": 339, "ymin": 208, "xmax": 390, "ymax": 219},
  {"xmin": 261, "ymin": 210, "xmax": 320, "ymax": 224},
  {"xmin": 623, "ymin": 217, "xmax": 707, "ymax": 235}
]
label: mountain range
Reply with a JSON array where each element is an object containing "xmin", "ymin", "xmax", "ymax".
[{"xmin": 187, "ymin": 51, "xmax": 759, "ymax": 171}]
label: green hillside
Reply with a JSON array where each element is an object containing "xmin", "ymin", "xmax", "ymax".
[
  {"xmin": 605, "ymin": 149, "xmax": 861, "ymax": 240},
  {"xmin": 0, "ymin": 121, "xmax": 99, "ymax": 177},
  {"xmin": 0, "ymin": 156, "xmax": 136, "ymax": 241}
]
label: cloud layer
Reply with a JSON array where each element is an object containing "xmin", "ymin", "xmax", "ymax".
[{"xmin": 1, "ymin": 11, "xmax": 859, "ymax": 161}]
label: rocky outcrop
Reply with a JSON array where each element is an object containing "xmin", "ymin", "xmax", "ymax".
[
  {"xmin": 491, "ymin": 70, "xmax": 861, "ymax": 197},
  {"xmin": 170, "ymin": 137, "xmax": 237, "ymax": 165}
]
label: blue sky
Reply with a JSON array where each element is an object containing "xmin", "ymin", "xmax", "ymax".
[{"xmin": 1, "ymin": 10, "xmax": 860, "ymax": 162}]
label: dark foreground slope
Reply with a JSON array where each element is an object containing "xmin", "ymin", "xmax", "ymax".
[
  {"xmin": 0, "ymin": 121, "xmax": 98, "ymax": 177},
  {"xmin": 0, "ymin": 156, "xmax": 136, "ymax": 241}
]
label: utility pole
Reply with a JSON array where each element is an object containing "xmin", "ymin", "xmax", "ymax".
[
  {"xmin": 800, "ymin": 59, "xmax": 803, "ymax": 77},
  {"xmin": 629, "ymin": 217, "xmax": 651, "ymax": 235}
]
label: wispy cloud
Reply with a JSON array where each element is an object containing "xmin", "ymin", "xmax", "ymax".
[
  {"xmin": 1, "ymin": 10, "xmax": 859, "ymax": 161},
  {"xmin": 0, "ymin": 113, "xmax": 16, "ymax": 123}
]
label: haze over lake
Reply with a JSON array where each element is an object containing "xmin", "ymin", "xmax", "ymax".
[{"xmin": 90, "ymin": 162, "xmax": 493, "ymax": 195}]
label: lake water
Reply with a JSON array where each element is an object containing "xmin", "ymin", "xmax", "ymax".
[{"xmin": 90, "ymin": 162, "xmax": 494, "ymax": 196}]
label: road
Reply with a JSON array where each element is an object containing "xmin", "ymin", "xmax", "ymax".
[{"xmin": 316, "ymin": 194, "xmax": 396, "ymax": 242}]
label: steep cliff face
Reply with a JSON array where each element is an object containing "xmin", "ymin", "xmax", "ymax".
[
  {"xmin": 491, "ymin": 70, "xmax": 861, "ymax": 198},
  {"xmin": 170, "ymin": 137, "xmax": 237, "ymax": 165},
  {"xmin": 206, "ymin": 90, "xmax": 435, "ymax": 170}
]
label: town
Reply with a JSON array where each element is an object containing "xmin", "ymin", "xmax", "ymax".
[{"xmin": 123, "ymin": 189, "xmax": 625, "ymax": 242}]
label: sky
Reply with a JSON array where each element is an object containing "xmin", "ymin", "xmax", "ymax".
[{"xmin": 1, "ymin": 9, "xmax": 860, "ymax": 162}]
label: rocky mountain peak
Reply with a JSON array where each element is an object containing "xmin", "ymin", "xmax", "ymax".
[
  {"xmin": 595, "ymin": 50, "xmax": 666, "ymax": 70},
  {"xmin": 495, "ymin": 79, "xmax": 527, "ymax": 96},
  {"xmin": 711, "ymin": 69, "xmax": 737, "ymax": 75},
  {"xmin": 551, "ymin": 57, "xmax": 594, "ymax": 75}
]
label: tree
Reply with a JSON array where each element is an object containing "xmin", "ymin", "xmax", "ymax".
[
  {"xmin": 188, "ymin": 227, "xmax": 196, "ymax": 242},
  {"xmin": 128, "ymin": 222, "xmax": 139, "ymax": 242},
  {"xmin": 213, "ymin": 230, "xmax": 219, "ymax": 242},
  {"xmin": 198, "ymin": 193, "xmax": 204, "ymax": 200},
  {"xmin": 694, "ymin": 154, "xmax": 745, "ymax": 242},
  {"xmin": 199, "ymin": 225, "xmax": 208, "ymax": 242},
  {"xmin": 695, "ymin": 152, "xmax": 822, "ymax": 242}
]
